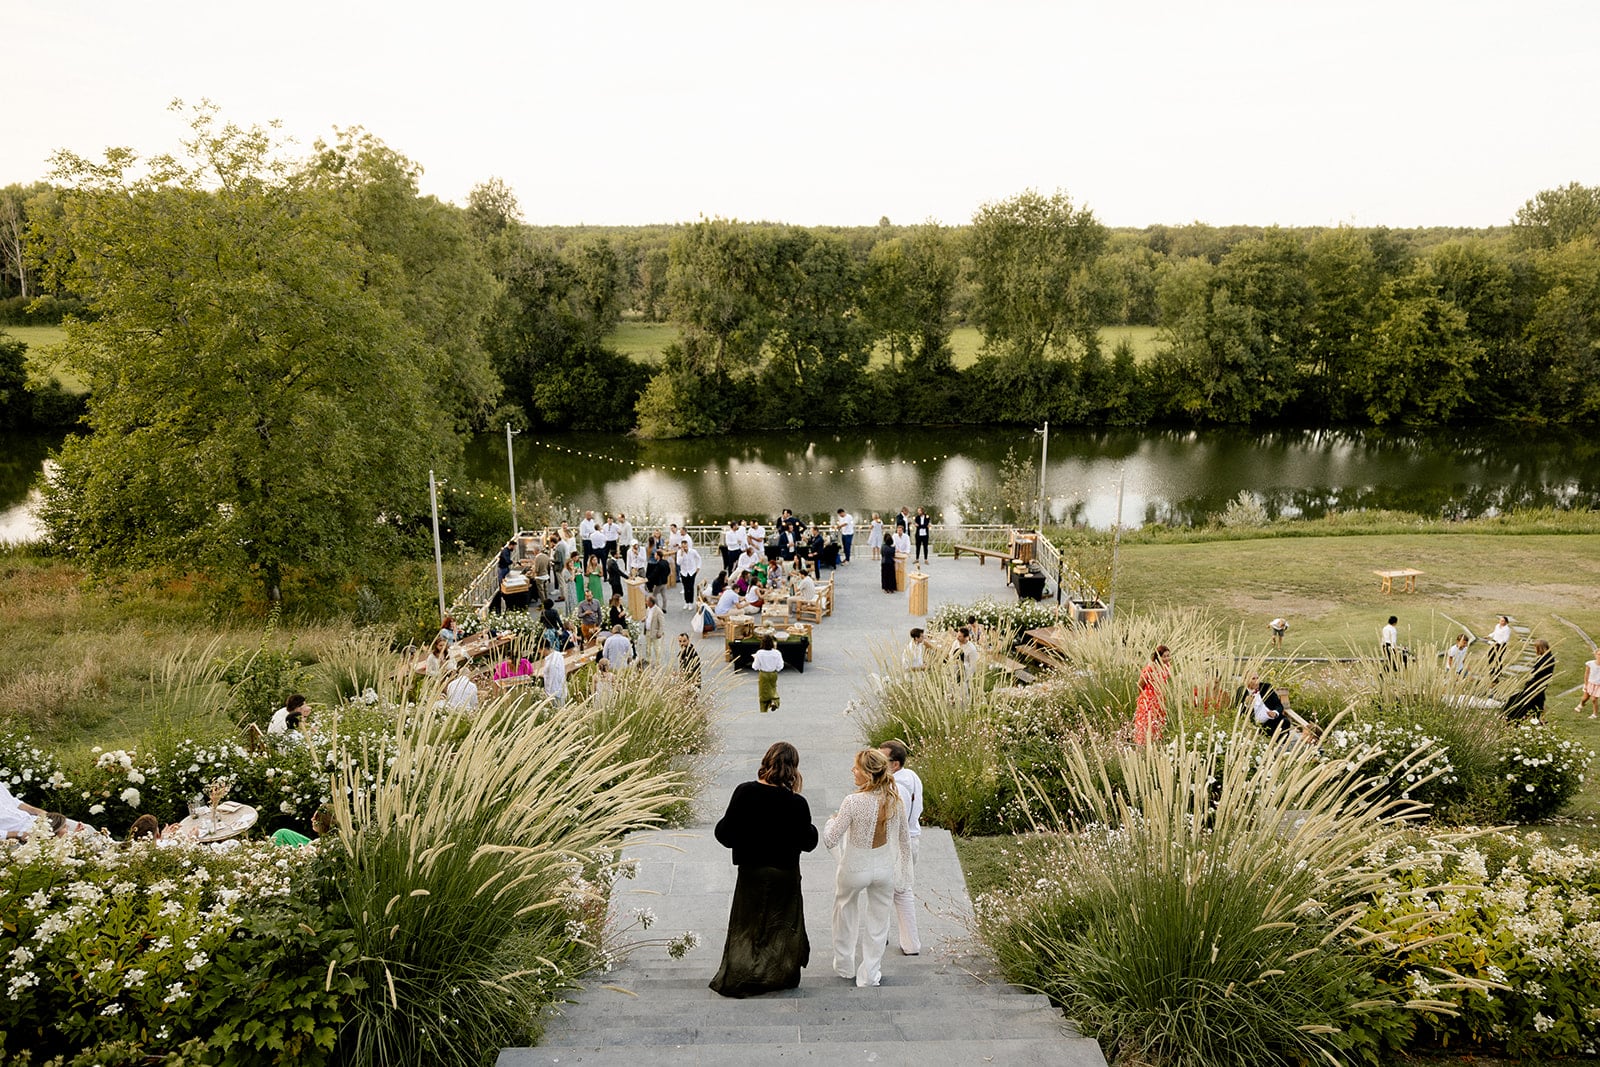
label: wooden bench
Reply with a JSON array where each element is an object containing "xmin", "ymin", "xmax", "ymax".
[
  {"xmin": 1373, "ymin": 568, "xmax": 1424, "ymax": 594},
  {"xmin": 1015, "ymin": 643, "xmax": 1061, "ymax": 668},
  {"xmin": 953, "ymin": 544, "xmax": 1011, "ymax": 565}
]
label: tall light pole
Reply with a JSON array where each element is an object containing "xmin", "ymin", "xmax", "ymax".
[
  {"xmin": 1036, "ymin": 420, "xmax": 1049, "ymax": 532},
  {"xmin": 506, "ymin": 423, "xmax": 522, "ymax": 538},
  {"xmin": 429, "ymin": 470, "xmax": 446, "ymax": 620},
  {"xmin": 1109, "ymin": 466, "xmax": 1125, "ymax": 616}
]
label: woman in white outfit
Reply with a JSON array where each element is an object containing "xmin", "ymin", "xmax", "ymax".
[
  {"xmin": 866, "ymin": 514, "xmax": 884, "ymax": 560},
  {"xmin": 824, "ymin": 747, "xmax": 911, "ymax": 988}
]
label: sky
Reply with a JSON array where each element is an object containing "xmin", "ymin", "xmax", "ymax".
[{"xmin": 10, "ymin": 0, "xmax": 1599, "ymax": 229}]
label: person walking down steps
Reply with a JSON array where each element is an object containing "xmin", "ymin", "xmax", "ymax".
[
  {"xmin": 753, "ymin": 634, "xmax": 784, "ymax": 713},
  {"xmin": 824, "ymin": 748, "xmax": 912, "ymax": 988}
]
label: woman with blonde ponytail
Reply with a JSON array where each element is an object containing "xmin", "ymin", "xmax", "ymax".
[{"xmin": 823, "ymin": 747, "xmax": 912, "ymax": 987}]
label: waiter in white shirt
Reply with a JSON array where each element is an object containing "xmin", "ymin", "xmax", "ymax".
[{"xmin": 836, "ymin": 509, "xmax": 855, "ymax": 563}]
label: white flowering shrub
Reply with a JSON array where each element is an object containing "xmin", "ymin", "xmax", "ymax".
[
  {"xmin": 0, "ymin": 832, "xmax": 352, "ymax": 1063},
  {"xmin": 0, "ymin": 728, "xmax": 72, "ymax": 807},
  {"xmin": 1358, "ymin": 835, "xmax": 1600, "ymax": 1058},
  {"xmin": 929, "ymin": 595, "xmax": 1064, "ymax": 637},
  {"xmin": 1319, "ymin": 720, "xmax": 1459, "ymax": 807},
  {"xmin": 62, "ymin": 748, "xmax": 159, "ymax": 835},
  {"xmin": 1497, "ymin": 723, "xmax": 1594, "ymax": 822}
]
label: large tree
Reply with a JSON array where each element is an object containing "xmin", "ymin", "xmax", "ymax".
[
  {"xmin": 862, "ymin": 223, "xmax": 960, "ymax": 371},
  {"xmin": 968, "ymin": 189, "xmax": 1107, "ymax": 360},
  {"xmin": 35, "ymin": 103, "xmax": 453, "ymax": 602}
]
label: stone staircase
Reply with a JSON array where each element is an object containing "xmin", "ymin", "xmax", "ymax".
[{"xmin": 498, "ymin": 550, "xmax": 1107, "ymax": 1067}]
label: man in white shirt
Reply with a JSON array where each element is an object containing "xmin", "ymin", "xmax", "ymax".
[
  {"xmin": 1381, "ymin": 615, "xmax": 1400, "ymax": 670},
  {"xmin": 903, "ymin": 628, "xmax": 927, "ymax": 669},
  {"xmin": 678, "ymin": 543, "xmax": 702, "ymax": 609},
  {"xmin": 836, "ymin": 509, "xmax": 855, "ymax": 564},
  {"xmin": 954, "ymin": 626, "xmax": 981, "ymax": 681},
  {"xmin": 643, "ymin": 595, "xmax": 665, "ymax": 664},
  {"xmin": 617, "ymin": 513, "xmax": 634, "ymax": 550},
  {"xmin": 1488, "ymin": 615, "xmax": 1512, "ymax": 682},
  {"xmin": 443, "ymin": 671, "xmax": 480, "ymax": 711},
  {"xmin": 267, "ymin": 693, "xmax": 307, "ymax": 734},
  {"xmin": 722, "ymin": 522, "xmax": 743, "ymax": 573},
  {"xmin": 589, "ymin": 518, "xmax": 608, "ymax": 567},
  {"xmin": 578, "ymin": 511, "xmax": 596, "ymax": 567},
  {"xmin": 603, "ymin": 624, "xmax": 634, "ymax": 668},
  {"xmin": 543, "ymin": 645, "xmax": 567, "ymax": 707},
  {"xmin": 880, "ymin": 738, "xmax": 923, "ymax": 955},
  {"xmin": 1239, "ymin": 674, "xmax": 1289, "ymax": 735},
  {"xmin": 715, "ymin": 585, "xmax": 742, "ymax": 618},
  {"xmin": 732, "ymin": 545, "xmax": 762, "ymax": 581}
]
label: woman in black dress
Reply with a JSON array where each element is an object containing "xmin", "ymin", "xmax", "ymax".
[
  {"xmin": 710, "ymin": 741, "xmax": 819, "ymax": 997},
  {"xmin": 880, "ymin": 528, "xmax": 898, "ymax": 593}
]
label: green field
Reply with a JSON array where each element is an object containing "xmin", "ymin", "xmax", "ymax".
[
  {"xmin": 1, "ymin": 323, "xmax": 84, "ymax": 392},
  {"xmin": 604, "ymin": 322, "xmax": 1164, "ymax": 370}
]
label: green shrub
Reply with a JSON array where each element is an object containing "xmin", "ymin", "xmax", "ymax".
[
  {"xmin": 1498, "ymin": 723, "xmax": 1594, "ymax": 822},
  {"xmin": 0, "ymin": 728, "xmax": 73, "ymax": 808},
  {"xmin": 974, "ymin": 718, "xmax": 1467, "ymax": 1066}
]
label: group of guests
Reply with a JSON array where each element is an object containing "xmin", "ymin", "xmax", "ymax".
[
  {"xmin": 709, "ymin": 739, "xmax": 923, "ymax": 997},
  {"xmin": 1132, "ymin": 645, "xmax": 1321, "ymax": 747},
  {"xmin": 1392, "ymin": 613, "xmax": 1579, "ymax": 724}
]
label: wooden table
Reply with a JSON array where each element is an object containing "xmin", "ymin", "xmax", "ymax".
[
  {"xmin": 176, "ymin": 802, "xmax": 259, "ymax": 844},
  {"xmin": 726, "ymin": 633, "xmax": 809, "ymax": 672},
  {"xmin": 1373, "ymin": 568, "xmax": 1424, "ymax": 594},
  {"xmin": 1024, "ymin": 626, "xmax": 1074, "ymax": 654}
]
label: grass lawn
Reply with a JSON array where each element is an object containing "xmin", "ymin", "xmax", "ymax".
[
  {"xmin": 2, "ymin": 324, "xmax": 85, "ymax": 392},
  {"xmin": 603, "ymin": 322, "xmax": 1162, "ymax": 371}
]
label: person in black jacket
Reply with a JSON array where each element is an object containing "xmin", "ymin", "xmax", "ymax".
[
  {"xmin": 1238, "ymin": 674, "xmax": 1291, "ymax": 737},
  {"xmin": 710, "ymin": 741, "xmax": 819, "ymax": 997},
  {"xmin": 1506, "ymin": 640, "xmax": 1554, "ymax": 723}
]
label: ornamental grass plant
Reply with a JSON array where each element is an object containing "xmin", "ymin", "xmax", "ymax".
[
  {"xmin": 324, "ymin": 693, "xmax": 689, "ymax": 1066},
  {"xmin": 975, "ymin": 718, "xmax": 1472, "ymax": 1067}
]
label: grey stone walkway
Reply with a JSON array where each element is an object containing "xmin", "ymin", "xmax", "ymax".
[{"xmin": 501, "ymin": 551, "xmax": 1105, "ymax": 1066}]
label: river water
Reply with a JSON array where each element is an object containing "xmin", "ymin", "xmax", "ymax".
[{"xmin": 5, "ymin": 426, "xmax": 1596, "ymax": 543}]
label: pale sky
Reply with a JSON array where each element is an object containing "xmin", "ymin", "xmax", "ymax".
[{"xmin": 10, "ymin": 1, "xmax": 1598, "ymax": 229}]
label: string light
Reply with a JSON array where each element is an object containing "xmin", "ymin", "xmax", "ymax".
[{"xmin": 522, "ymin": 439, "xmax": 962, "ymax": 478}]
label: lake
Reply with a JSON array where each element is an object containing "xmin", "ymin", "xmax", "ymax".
[{"xmin": 5, "ymin": 426, "xmax": 1597, "ymax": 544}]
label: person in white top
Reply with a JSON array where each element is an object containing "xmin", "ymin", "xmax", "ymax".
[
  {"xmin": 589, "ymin": 520, "xmax": 609, "ymax": 566},
  {"xmin": 578, "ymin": 511, "xmax": 596, "ymax": 566},
  {"xmin": 1445, "ymin": 633, "xmax": 1471, "ymax": 676},
  {"xmin": 1, "ymin": 781, "xmax": 48, "ymax": 840},
  {"xmin": 891, "ymin": 527, "xmax": 911, "ymax": 566},
  {"xmin": 732, "ymin": 545, "xmax": 762, "ymax": 582},
  {"xmin": 824, "ymin": 748, "xmax": 912, "ymax": 988},
  {"xmin": 836, "ymin": 509, "xmax": 856, "ymax": 564},
  {"xmin": 879, "ymin": 739, "xmax": 923, "ymax": 955},
  {"xmin": 626, "ymin": 541, "xmax": 648, "ymax": 576},
  {"xmin": 443, "ymin": 671, "xmax": 480, "ymax": 711},
  {"xmin": 617, "ymin": 514, "xmax": 634, "ymax": 549},
  {"xmin": 1488, "ymin": 615, "xmax": 1512, "ymax": 682},
  {"xmin": 603, "ymin": 625, "xmax": 634, "ymax": 668},
  {"xmin": 752, "ymin": 634, "xmax": 784, "ymax": 713},
  {"xmin": 268, "ymin": 694, "xmax": 307, "ymax": 734},
  {"xmin": 715, "ymin": 586, "xmax": 742, "ymax": 618},
  {"xmin": 1380, "ymin": 615, "xmax": 1400, "ymax": 670},
  {"xmin": 954, "ymin": 626, "xmax": 981, "ymax": 680},
  {"xmin": 542, "ymin": 645, "xmax": 567, "ymax": 707},
  {"xmin": 867, "ymin": 513, "xmax": 884, "ymax": 560},
  {"xmin": 903, "ymin": 628, "xmax": 927, "ymax": 670},
  {"xmin": 1578, "ymin": 646, "xmax": 1600, "ymax": 718},
  {"xmin": 643, "ymin": 595, "xmax": 665, "ymax": 665},
  {"xmin": 678, "ymin": 543, "xmax": 702, "ymax": 609}
]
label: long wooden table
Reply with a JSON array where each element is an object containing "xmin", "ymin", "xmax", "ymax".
[{"xmin": 1373, "ymin": 568, "xmax": 1424, "ymax": 594}]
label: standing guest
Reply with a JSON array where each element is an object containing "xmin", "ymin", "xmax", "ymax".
[
  {"xmin": 584, "ymin": 554, "xmax": 605, "ymax": 605},
  {"xmin": 1134, "ymin": 645, "xmax": 1172, "ymax": 744},
  {"xmin": 836, "ymin": 509, "xmax": 855, "ymax": 564},
  {"xmin": 777, "ymin": 522, "xmax": 795, "ymax": 563},
  {"xmin": 1488, "ymin": 615, "xmax": 1513, "ymax": 682},
  {"xmin": 626, "ymin": 539, "xmax": 648, "ymax": 578},
  {"xmin": 1576, "ymin": 645, "xmax": 1600, "ymax": 718},
  {"xmin": 953, "ymin": 626, "xmax": 980, "ymax": 682},
  {"xmin": 678, "ymin": 541, "xmax": 702, "ymax": 609},
  {"xmin": 677, "ymin": 632, "xmax": 702, "ymax": 690},
  {"xmin": 603, "ymin": 513, "xmax": 620, "ymax": 563},
  {"xmin": 722, "ymin": 521, "xmax": 744, "ymax": 575},
  {"xmin": 913, "ymin": 507, "xmax": 931, "ymax": 563},
  {"xmin": 753, "ymin": 634, "xmax": 785, "ymax": 713},
  {"xmin": 578, "ymin": 510, "xmax": 596, "ymax": 567},
  {"xmin": 643, "ymin": 595, "xmax": 665, "ymax": 665},
  {"xmin": 1269, "ymin": 617, "xmax": 1288, "ymax": 649},
  {"xmin": 589, "ymin": 516, "xmax": 609, "ymax": 568},
  {"xmin": 531, "ymin": 542, "xmax": 553, "ymax": 603},
  {"xmin": 880, "ymin": 522, "xmax": 899, "ymax": 593},
  {"xmin": 603, "ymin": 624, "xmax": 634, "ymax": 669},
  {"xmin": 749, "ymin": 518, "xmax": 767, "ymax": 558},
  {"xmin": 551, "ymin": 529, "xmax": 571, "ymax": 577},
  {"xmin": 617, "ymin": 513, "xmax": 634, "ymax": 553},
  {"xmin": 606, "ymin": 554, "xmax": 627, "ymax": 599},
  {"xmin": 1446, "ymin": 633, "xmax": 1472, "ymax": 677},
  {"xmin": 542, "ymin": 643, "xmax": 567, "ymax": 707},
  {"xmin": 558, "ymin": 555, "xmax": 578, "ymax": 608},
  {"xmin": 891, "ymin": 525, "xmax": 911, "ymax": 582},
  {"xmin": 710, "ymin": 742, "xmax": 819, "ymax": 998},
  {"xmin": 1381, "ymin": 616, "xmax": 1401, "ymax": 671},
  {"xmin": 496, "ymin": 542, "xmax": 514, "ymax": 587},
  {"xmin": 879, "ymin": 739, "xmax": 923, "ymax": 956},
  {"xmin": 824, "ymin": 748, "xmax": 912, "ymax": 989},
  {"xmin": 1506, "ymin": 640, "xmax": 1554, "ymax": 722},
  {"xmin": 606, "ymin": 594, "xmax": 628, "ymax": 631},
  {"xmin": 902, "ymin": 628, "xmax": 927, "ymax": 670},
  {"xmin": 807, "ymin": 527, "xmax": 828, "ymax": 577},
  {"xmin": 867, "ymin": 513, "xmax": 884, "ymax": 561},
  {"xmin": 645, "ymin": 548, "xmax": 671, "ymax": 595},
  {"xmin": 895, "ymin": 507, "xmax": 910, "ymax": 535},
  {"xmin": 577, "ymin": 588, "xmax": 603, "ymax": 646}
]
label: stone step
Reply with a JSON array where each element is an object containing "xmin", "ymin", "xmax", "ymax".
[
  {"xmin": 540, "ymin": 1006, "xmax": 1072, "ymax": 1045},
  {"xmin": 571, "ymin": 972, "xmax": 1032, "ymax": 995},
  {"xmin": 503, "ymin": 1037, "xmax": 1106, "ymax": 1065},
  {"xmin": 544, "ymin": 991, "xmax": 1056, "ymax": 1026}
]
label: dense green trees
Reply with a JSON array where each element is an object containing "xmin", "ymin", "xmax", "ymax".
[{"xmin": 35, "ymin": 106, "xmax": 467, "ymax": 602}]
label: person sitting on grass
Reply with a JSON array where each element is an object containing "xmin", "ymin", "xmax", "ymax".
[
  {"xmin": 272, "ymin": 806, "xmax": 334, "ymax": 848},
  {"xmin": 1238, "ymin": 673, "xmax": 1291, "ymax": 737},
  {"xmin": 268, "ymin": 694, "xmax": 308, "ymax": 734}
]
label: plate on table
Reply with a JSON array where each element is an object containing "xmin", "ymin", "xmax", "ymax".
[{"xmin": 775, "ymin": 629, "xmax": 789, "ymax": 639}]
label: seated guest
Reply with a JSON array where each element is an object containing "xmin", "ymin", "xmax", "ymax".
[
  {"xmin": 710, "ymin": 570, "xmax": 729, "ymax": 598},
  {"xmin": 422, "ymin": 637, "xmax": 451, "ymax": 676},
  {"xmin": 268, "ymin": 693, "xmax": 308, "ymax": 734},
  {"xmin": 732, "ymin": 546, "xmax": 762, "ymax": 581},
  {"xmin": 493, "ymin": 656, "xmax": 535, "ymax": 680},
  {"xmin": 716, "ymin": 585, "xmax": 743, "ymax": 618},
  {"xmin": 1238, "ymin": 674, "xmax": 1291, "ymax": 736},
  {"xmin": 443, "ymin": 670, "xmax": 480, "ymax": 711},
  {"xmin": 438, "ymin": 615, "xmax": 460, "ymax": 644}
]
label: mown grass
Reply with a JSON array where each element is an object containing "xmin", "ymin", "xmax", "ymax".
[
  {"xmin": 1, "ymin": 324, "xmax": 84, "ymax": 392},
  {"xmin": 603, "ymin": 322, "xmax": 1164, "ymax": 370}
]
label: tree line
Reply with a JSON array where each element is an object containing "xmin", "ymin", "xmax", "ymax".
[{"xmin": 6, "ymin": 103, "xmax": 1597, "ymax": 602}]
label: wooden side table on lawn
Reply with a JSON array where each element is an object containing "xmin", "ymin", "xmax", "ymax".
[{"xmin": 1373, "ymin": 568, "xmax": 1424, "ymax": 594}]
